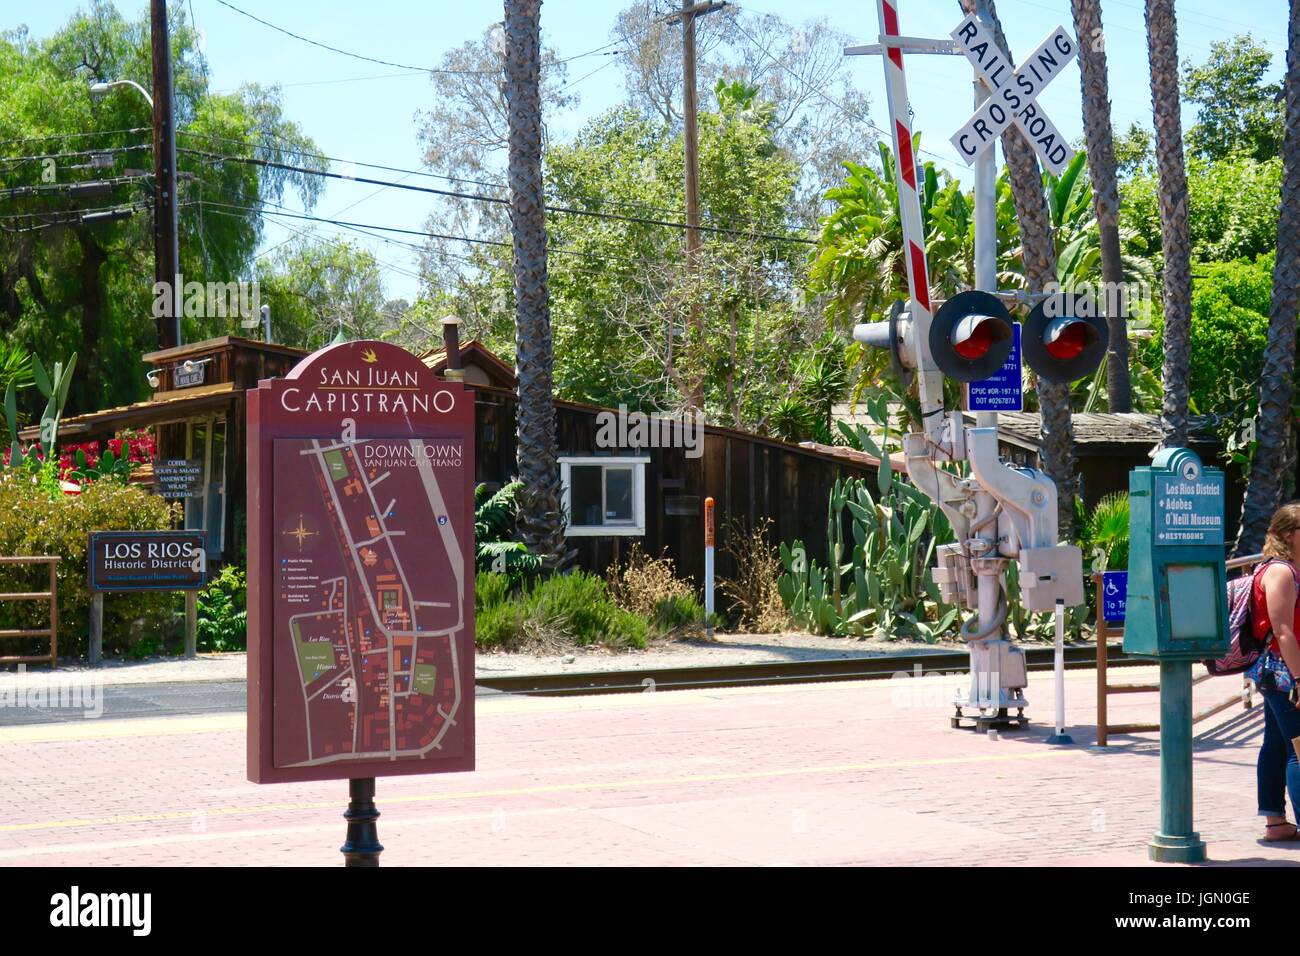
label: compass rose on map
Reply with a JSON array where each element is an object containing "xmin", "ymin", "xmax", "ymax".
[{"xmin": 283, "ymin": 515, "xmax": 317, "ymax": 551}]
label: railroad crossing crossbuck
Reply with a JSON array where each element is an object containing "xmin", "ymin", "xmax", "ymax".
[{"xmin": 949, "ymin": 13, "xmax": 1076, "ymax": 176}]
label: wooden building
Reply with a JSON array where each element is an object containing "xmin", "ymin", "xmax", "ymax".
[
  {"xmin": 38, "ymin": 335, "xmax": 880, "ymax": 588},
  {"xmin": 422, "ymin": 340, "xmax": 882, "ymax": 586},
  {"xmin": 31, "ymin": 336, "xmax": 307, "ymax": 562}
]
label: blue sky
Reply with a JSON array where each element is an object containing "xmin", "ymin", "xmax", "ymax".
[{"xmin": 10, "ymin": 1, "xmax": 1289, "ymax": 301}]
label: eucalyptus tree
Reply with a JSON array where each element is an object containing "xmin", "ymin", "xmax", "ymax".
[{"xmin": 0, "ymin": 1, "xmax": 323, "ymax": 414}]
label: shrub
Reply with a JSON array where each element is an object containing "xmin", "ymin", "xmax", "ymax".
[
  {"xmin": 475, "ymin": 482, "xmax": 542, "ymax": 584},
  {"xmin": 717, "ymin": 518, "xmax": 791, "ymax": 633},
  {"xmin": 476, "ymin": 600, "xmax": 524, "ymax": 649},
  {"xmin": 651, "ymin": 593, "xmax": 705, "ymax": 631},
  {"xmin": 607, "ymin": 543, "xmax": 699, "ymax": 625},
  {"xmin": 473, "ymin": 570, "xmax": 651, "ymax": 651},
  {"xmin": 197, "ymin": 564, "xmax": 248, "ymax": 652},
  {"xmin": 0, "ymin": 476, "xmax": 178, "ymax": 659},
  {"xmin": 527, "ymin": 572, "xmax": 649, "ymax": 648},
  {"xmin": 475, "ymin": 571, "xmax": 512, "ymax": 612}
]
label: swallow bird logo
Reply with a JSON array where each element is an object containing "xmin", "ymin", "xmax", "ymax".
[{"xmin": 360, "ymin": 347, "xmax": 378, "ymax": 364}]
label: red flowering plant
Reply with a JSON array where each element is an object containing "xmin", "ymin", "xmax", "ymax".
[{"xmin": 67, "ymin": 428, "xmax": 156, "ymax": 486}]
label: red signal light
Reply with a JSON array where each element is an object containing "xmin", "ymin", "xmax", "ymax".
[
  {"xmin": 1044, "ymin": 319, "xmax": 1096, "ymax": 361},
  {"xmin": 930, "ymin": 292, "xmax": 1015, "ymax": 381},
  {"xmin": 953, "ymin": 320, "xmax": 995, "ymax": 359},
  {"xmin": 951, "ymin": 315, "xmax": 1009, "ymax": 360}
]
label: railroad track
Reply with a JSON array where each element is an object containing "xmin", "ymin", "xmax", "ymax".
[{"xmin": 476, "ymin": 642, "xmax": 1148, "ymax": 697}]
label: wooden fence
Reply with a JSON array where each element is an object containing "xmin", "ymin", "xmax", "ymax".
[{"xmin": 0, "ymin": 556, "xmax": 60, "ymax": 666}]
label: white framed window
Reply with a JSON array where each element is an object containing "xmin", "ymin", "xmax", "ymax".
[{"xmin": 559, "ymin": 456, "xmax": 648, "ymax": 536}]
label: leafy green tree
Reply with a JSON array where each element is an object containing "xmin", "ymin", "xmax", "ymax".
[
  {"xmin": 1183, "ymin": 34, "xmax": 1284, "ymax": 163},
  {"xmin": 1112, "ymin": 122, "xmax": 1154, "ymax": 179},
  {"xmin": 0, "ymin": 2, "xmax": 322, "ymax": 419},
  {"xmin": 256, "ymin": 237, "xmax": 388, "ymax": 350},
  {"xmin": 1139, "ymin": 254, "xmax": 1274, "ymax": 415},
  {"xmin": 420, "ymin": 80, "xmax": 818, "ymax": 435},
  {"xmin": 1121, "ymin": 155, "xmax": 1282, "ymax": 264},
  {"xmin": 1235, "ymin": 6, "xmax": 1300, "ymax": 556}
]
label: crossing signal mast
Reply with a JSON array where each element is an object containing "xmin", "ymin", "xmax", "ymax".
[{"xmin": 847, "ymin": 0, "xmax": 1107, "ymax": 732}]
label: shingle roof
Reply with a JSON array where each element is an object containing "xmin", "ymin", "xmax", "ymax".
[{"xmin": 964, "ymin": 411, "xmax": 1221, "ymax": 449}]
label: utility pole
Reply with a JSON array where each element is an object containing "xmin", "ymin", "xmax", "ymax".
[
  {"xmin": 669, "ymin": 0, "xmax": 726, "ymax": 409},
  {"xmin": 151, "ymin": 0, "xmax": 181, "ymax": 350}
]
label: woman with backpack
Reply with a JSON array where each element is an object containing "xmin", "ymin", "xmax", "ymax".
[{"xmin": 1250, "ymin": 502, "xmax": 1300, "ymax": 841}]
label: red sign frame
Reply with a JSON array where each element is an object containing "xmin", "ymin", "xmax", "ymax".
[{"xmin": 246, "ymin": 340, "xmax": 475, "ymax": 784}]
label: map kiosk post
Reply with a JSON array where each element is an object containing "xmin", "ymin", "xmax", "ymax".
[
  {"xmin": 246, "ymin": 340, "xmax": 476, "ymax": 866},
  {"xmin": 1123, "ymin": 447, "xmax": 1229, "ymax": 862}
]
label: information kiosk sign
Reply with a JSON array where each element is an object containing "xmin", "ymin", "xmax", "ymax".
[{"xmin": 246, "ymin": 340, "xmax": 475, "ymax": 784}]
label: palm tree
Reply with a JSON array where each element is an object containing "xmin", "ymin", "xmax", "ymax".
[
  {"xmin": 1070, "ymin": 0, "xmax": 1132, "ymax": 412},
  {"xmin": 1234, "ymin": 0, "xmax": 1300, "ymax": 555},
  {"xmin": 1145, "ymin": 0, "xmax": 1193, "ymax": 449},
  {"xmin": 965, "ymin": 0, "xmax": 1078, "ymax": 539},
  {"xmin": 504, "ymin": 0, "xmax": 568, "ymax": 570}
]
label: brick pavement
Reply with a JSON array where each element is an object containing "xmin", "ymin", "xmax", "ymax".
[{"xmin": 0, "ymin": 664, "xmax": 1296, "ymax": 866}]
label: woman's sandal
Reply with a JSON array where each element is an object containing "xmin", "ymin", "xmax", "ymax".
[{"xmin": 1264, "ymin": 821, "xmax": 1299, "ymax": 841}]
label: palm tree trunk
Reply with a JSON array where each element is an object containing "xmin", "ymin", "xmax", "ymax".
[
  {"xmin": 504, "ymin": 0, "xmax": 567, "ymax": 570},
  {"xmin": 963, "ymin": 0, "xmax": 1078, "ymax": 539},
  {"xmin": 1234, "ymin": 0, "xmax": 1300, "ymax": 556},
  {"xmin": 1145, "ymin": 0, "xmax": 1192, "ymax": 449},
  {"xmin": 1070, "ymin": 0, "xmax": 1131, "ymax": 412}
]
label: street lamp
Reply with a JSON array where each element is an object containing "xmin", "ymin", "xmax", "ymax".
[{"xmin": 89, "ymin": 79, "xmax": 154, "ymax": 108}]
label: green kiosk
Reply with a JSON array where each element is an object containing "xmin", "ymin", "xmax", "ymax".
[{"xmin": 1123, "ymin": 447, "xmax": 1230, "ymax": 862}]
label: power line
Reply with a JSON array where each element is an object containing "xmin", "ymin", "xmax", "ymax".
[
  {"xmin": 178, "ymin": 146, "xmax": 817, "ymax": 245},
  {"xmin": 211, "ymin": 0, "xmax": 497, "ymax": 74},
  {"xmin": 191, "ymin": 198, "xmax": 800, "ymax": 277},
  {"xmin": 0, "ymin": 174, "xmax": 151, "ymax": 200},
  {"xmin": 193, "ymin": 181, "xmax": 427, "ymax": 282},
  {"xmin": 0, "ymin": 141, "xmax": 150, "ymax": 167},
  {"xmin": 177, "ymin": 128, "xmax": 821, "ymax": 233},
  {"xmin": 212, "ymin": 0, "xmax": 631, "ymax": 75},
  {"xmin": 0, "ymin": 128, "xmax": 152, "ymax": 149},
  {"xmin": 0, "ymin": 202, "xmax": 149, "ymax": 232}
]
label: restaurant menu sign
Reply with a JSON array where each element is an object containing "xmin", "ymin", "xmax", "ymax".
[
  {"xmin": 153, "ymin": 459, "xmax": 204, "ymax": 499},
  {"xmin": 87, "ymin": 531, "xmax": 207, "ymax": 592},
  {"xmin": 246, "ymin": 340, "xmax": 475, "ymax": 784}
]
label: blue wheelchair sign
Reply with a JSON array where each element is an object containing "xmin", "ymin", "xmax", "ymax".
[{"xmin": 1102, "ymin": 570, "xmax": 1127, "ymax": 622}]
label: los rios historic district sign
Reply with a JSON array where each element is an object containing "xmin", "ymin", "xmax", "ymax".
[{"xmin": 246, "ymin": 340, "xmax": 475, "ymax": 786}]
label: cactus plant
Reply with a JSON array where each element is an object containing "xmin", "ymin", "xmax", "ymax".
[
  {"xmin": 778, "ymin": 472, "xmax": 959, "ymax": 641},
  {"xmin": 3, "ymin": 380, "xmax": 23, "ymax": 470},
  {"xmin": 32, "ymin": 352, "xmax": 76, "ymax": 450}
]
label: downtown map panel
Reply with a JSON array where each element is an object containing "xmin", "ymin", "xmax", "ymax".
[{"xmin": 271, "ymin": 436, "xmax": 468, "ymax": 769}]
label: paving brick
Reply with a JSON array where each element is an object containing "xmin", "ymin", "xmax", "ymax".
[{"xmin": 0, "ymin": 665, "xmax": 1293, "ymax": 866}]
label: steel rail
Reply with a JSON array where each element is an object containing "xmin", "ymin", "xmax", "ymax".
[{"xmin": 477, "ymin": 642, "xmax": 1149, "ymax": 697}]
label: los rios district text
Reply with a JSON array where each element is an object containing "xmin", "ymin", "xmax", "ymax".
[{"xmin": 100, "ymin": 540, "xmax": 200, "ymax": 571}]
